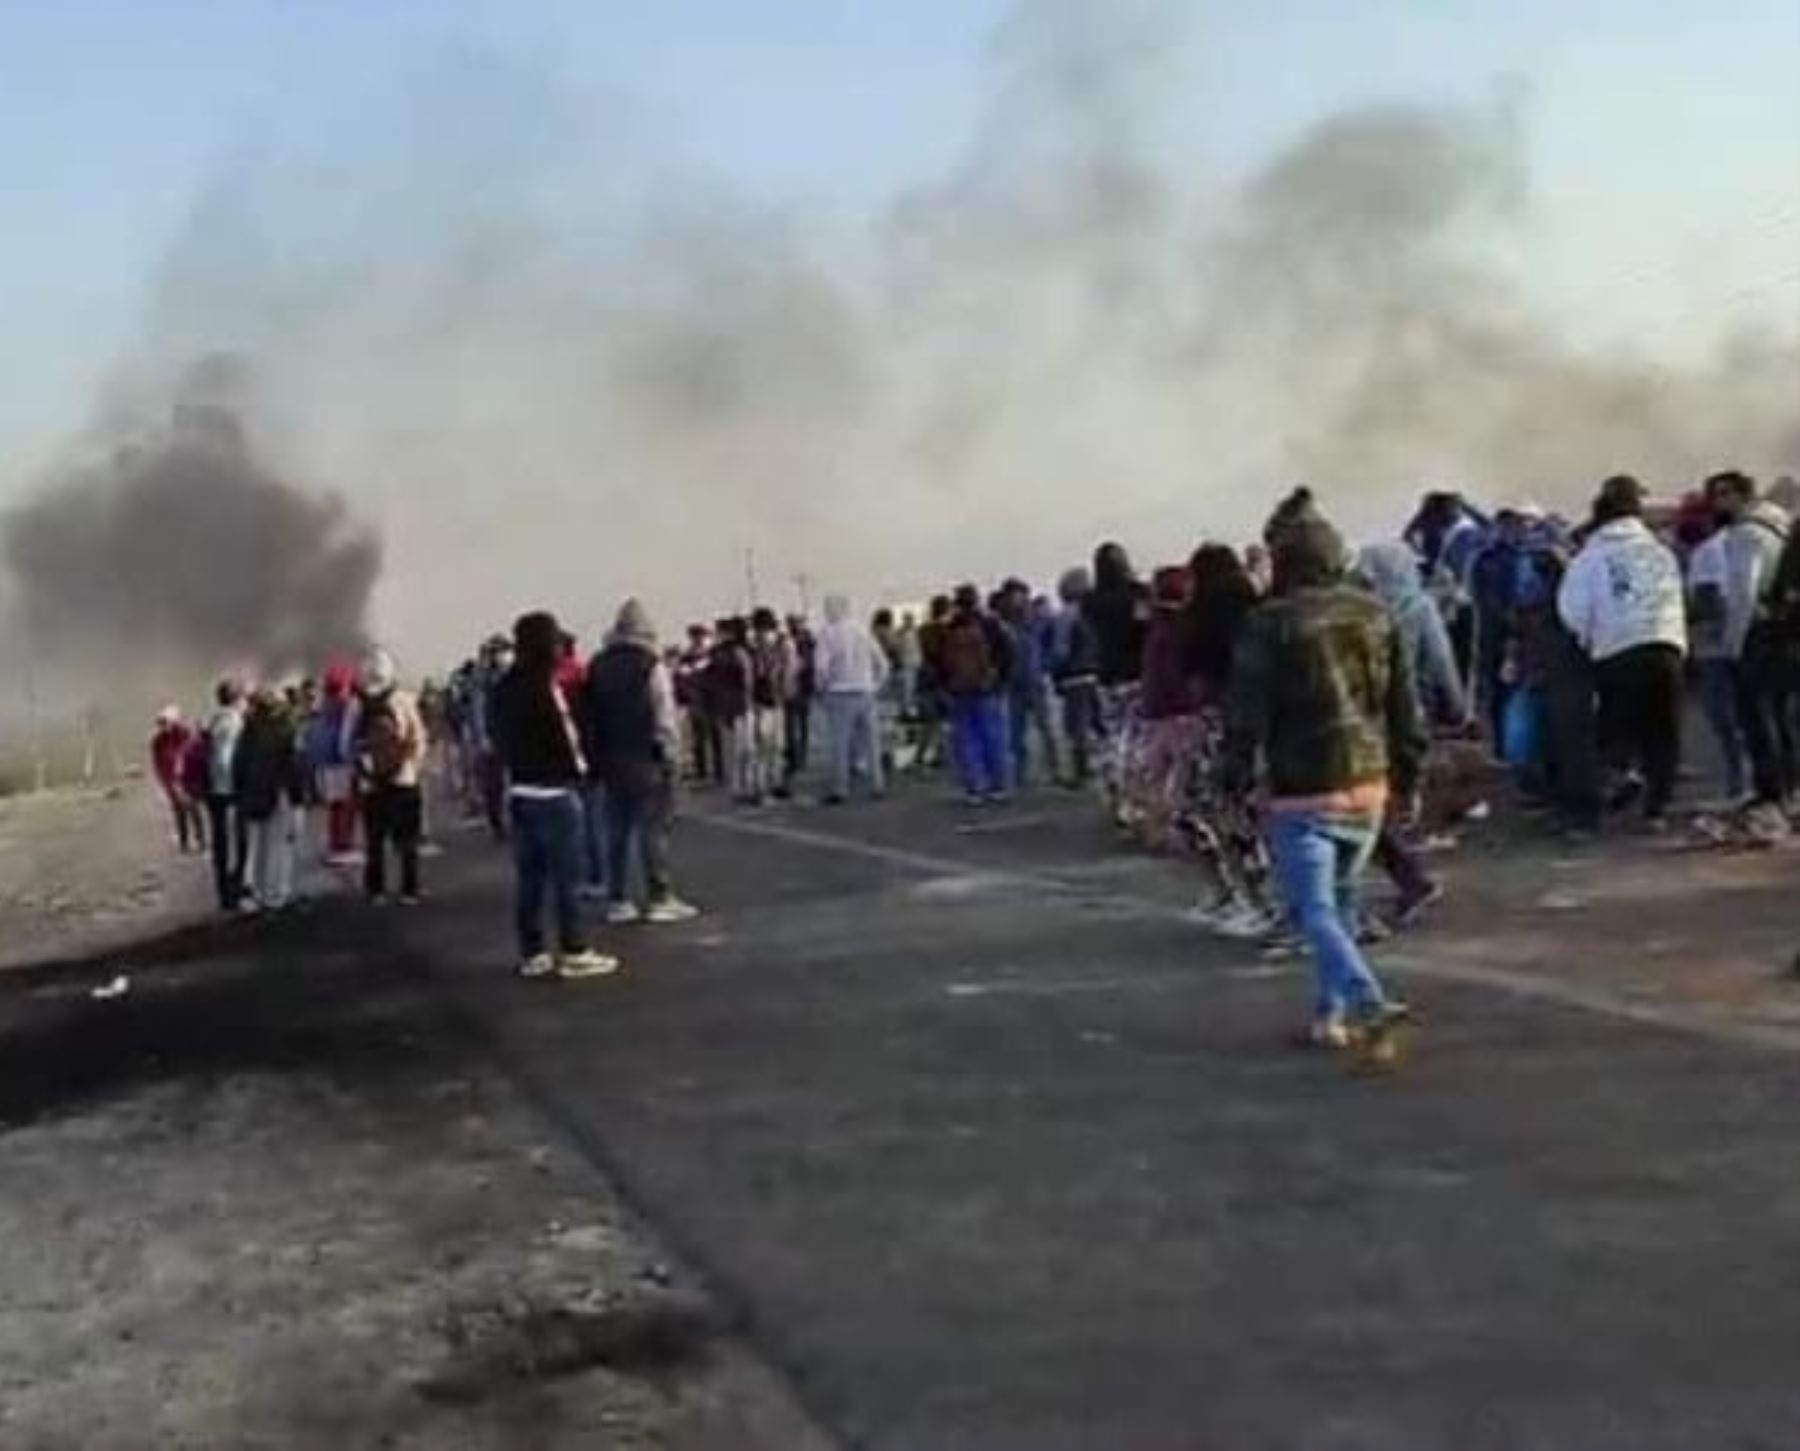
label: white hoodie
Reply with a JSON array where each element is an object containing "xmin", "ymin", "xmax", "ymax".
[
  {"xmin": 1722, "ymin": 500, "xmax": 1790, "ymax": 658},
  {"xmin": 813, "ymin": 595, "xmax": 887, "ymax": 696},
  {"xmin": 1557, "ymin": 517, "xmax": 1688, "ymax": 663}
]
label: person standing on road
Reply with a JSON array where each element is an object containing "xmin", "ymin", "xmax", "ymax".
[
  {"xmin": 999, "ymin": 578, "xmax": 1060, "ymax": 788},
  {"xmin": 783, "ymin": 613, "xmax": 817, "ymax": 794},
  {"xmin": 1708, "ymin": 471, "xmax": 1792, "ymax": 821},
  {"xmin": 1685, "ymin": 504, "xmax": 1748, "ymax": 804},
  {"xmin": 150, "ymin": 707, "xmax": 206, "ymax": 854},
  {"xmin": 234, "ymin": 685, "xmax": 303, "ymax": 913},
  {"xmin": 1049, "ymin": 568, "xmax": 1102, "ymax": 787},
  {"xmin": 201, "ymin": 679, "xmax": 248, "ymax": 911},
  {"xmin": 942, "ymin": 583, "xmax": 1015, "ymax": 805},
  {"xmin": 813, "ymin": 593, "xmax": 887, "ymax": 803},
  {"xmin": 351, "ymin": 649, "xmax": 428, "ymax": 904},
  {"xmin": 745, "ymin": 609, "xmax": 791, "ymax": 804},
  {"xmin": 1222, "ymin": 514, "xmax": 1428, "ymax": 1051},
  {"xmin": 1557, "ymin": 475, "xmax": 1689, "ymax": 826},
  {"xmin": 582, "ymin": 600, "xmax": 700, "ymax": 926},
  {"xmin": 493, "ymin": 611, "xmax": 619, "ymax": 978}
]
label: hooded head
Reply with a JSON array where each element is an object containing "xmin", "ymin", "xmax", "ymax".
[
  {"xmin": 611, "ymin": 598, "xmax": 657, "ymax": 650},
  {"xmin": 1272, "ymin": 516, "xmax": 1349, "ymax": 595},
  {"xmin": 360, "ymin": 647, "xmax": 398, "ymax": 696},
  {"xmin": 1356, "ymin": 542, "xmax": 1425, "ymax": 610},
  {"xmin": 1057, "ymin": 567, "xmax": 1092, "ymax": 605},
  {"xmin": 1263, "ymin": 486, "xmax": 1320, "ymax": 548},
  {"xmin": 1592, "ymin": 474, "xmax": 1646, "ymax": 527},
  {"xmin": 155, "ymin": 705, "xmax": 181, "ymax": 729},
  {"xmin": 953, "ymin": 583, "xmax": 981, "ymax": 616},
  {"xmin": 1093, "ymin": 543, "xmax": 1135, "ymax": 594},
  {"xmin": 823, "ymin": 594, "xmax": 851, "ymax": 626},
  {"xmin": 513, "ymin": 611, "xmax": 562, "ymax": 677}
]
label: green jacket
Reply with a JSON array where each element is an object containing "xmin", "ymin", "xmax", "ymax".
[{"xmin": 1222, "ymin": 584, "xmax": 1429, "ymax": 802}]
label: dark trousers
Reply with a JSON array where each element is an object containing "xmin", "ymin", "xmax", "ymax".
[
  {"xmin": 690, "ymin": 711, "xmax": 724, "ymax": 783},
  {"xmin": 1595, "ymin": 643, "xmax": 1684, "ymax": 819},
  {"xmin": 783, "ymin": 701, "xmax": 812, "ymax": 782},
  {"xmin": 1546, "ymin": 657, "xmax": 1602, "ymax": 828},
  {"xmin": 1373, "ymin": 819, "xmax": 1433, "ymax": 899},
  {"xmin": 168, "ymin": 791, "xmax": 206, "ymax": 853},
  {"xmin": 362, "ymin": 784, "xmax": 422, "ymax": 898},
  {"xmin": 1059, "ymin": 679, "xmax": 1101, "ymax": 785},
  {"xmin": 605, "ymin": 765, "xmax": 674, "ymax": 904},
  {"xmin": 510, "ymin": 792, "xmax": 586, "ymax": 957},
  {"xmin": 205, "ymin": 794, "xmax": 246, "ymax": 909},
  {"xmin": 578, "ymin": 783, "xmax": 607, "ymax": 890},
  {"xmin": 477, "ymin": 751, "xmax": 507, "ymax": 841},
  {"xmin": 1737, "ymin": 624, "xmax": 1796, "ymax": 806}
]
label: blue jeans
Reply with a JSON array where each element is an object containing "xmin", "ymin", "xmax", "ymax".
[
  {"xmin": 1269, "ymin": 808, "xmax": 1387, "ymax": 1023},
  {"xmin": 822, "ymin": 692, "xmax": 883, "ymax": 799},
  {"xmin": 1698, "ymin": 657, "xmax": 1746, "ymax": 799},
  {"xmin": 951, "ymin": 695, "xmax": 1010, "ymax": 797},
  {"xmin": 509, "ymin": 792, "xmax": 587, "ymax": 958},
  {"xmin": 578, "ymin": 783, "xmax": 608, "ymax": 891},
  {"xmin": 1009, "ymin": 681, "xmax": 1059, "ymax": 786}
]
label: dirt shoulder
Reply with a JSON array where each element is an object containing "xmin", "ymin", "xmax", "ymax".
[{"xmin": 0, "ymin": 793, "xmax": 830, "ymax": 1451}]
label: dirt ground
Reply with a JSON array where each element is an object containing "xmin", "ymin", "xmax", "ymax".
[{"xmin": 0, "ymin": 785, "xmax": 830, "ymax": 1451}]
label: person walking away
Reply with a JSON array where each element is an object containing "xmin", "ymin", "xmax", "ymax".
[
  {"xmin": 234, "ymin": 686, "xmax": 303, "ymax": 912},
  {"xmin": 492, "ymin": 611, "xmax": 618, "ymax": 978},
  {"xmin": 1050, "ymin": 569, "xmax": 1102, "ymax": 786},
  {"xmin": 676, "ymin": 626, "xmax": 721, "ymax": 785},
  {"xmin": 943, "ymin": 584, "xmax": 1014, "ymax": 804},
  {"xmin": 353, "ymin": 650, "xmax": 428, "ymax": 904},
  {"xmin": 1469, "ymin": 509, "xmax": 1532, "ymax": 753},
  {"xmin": 1180, "ymin": 545, "xmax": 1272, "ymax": 936},
  {"xmin": 308, "ymin": 662, "xmax": 360, "ymax": 864},
  {"xmin": 1086, "ymin": 543, "xmax": 1152, "ymax": 814},
  {"xmin": 871, "ymin": 609, "xmax": 906, "ymax": 777},
  {"xmin": 583, "ymin": 600, "xmax": 700, "ymax": 925},
  {"xmin": 1222, "ymin": 514, "xmax": 1428, "ymax": 1051},
  {"xmin": 1685, "ymin": 503, "xmax": 1748, "ymax": 804},
  {"xmin": 150, "ymin": 708, "xmax": 205, "ymax": 853},
  {"xmin": 1525, "ymin": 545, "xmax": 1603, "ymax": 835},
  {"xmin": 746, "ymin": 609, "xmax": 790, "ymax": 804},
  {"xmin": 895, "ymin": 611, "xmax": 924, "ymax": 738},
  {"xmin": 201, "ymin": 680, "xmax": 248, "ymax": 911},
  {"xmin": 814, "ymin": 594, "xmax": 887, "ymax": 803},
  {"xmin": 998, "ymin": 579, "xmax": 1060, "ymax": 788},
  {"xmin": 1710, "ymin": 471, "xmax": 1791, "ymax": 825},
  {"xmin": 783, "ymin": 614, "xmax": 817, "ymax": 792},
  {"xmin": 1357, "ymin": 542, "xmax": 1474, "ymax": 926},
  {"xmin": 914, "ymin": 595, "xmax": 954, "ymax": 772},
  {"xmin": 1556, "ymin": 475, "xmax": 1689, "ymax": 826}
]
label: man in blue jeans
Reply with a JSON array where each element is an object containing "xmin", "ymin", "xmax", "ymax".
[
  {"xmin": 941, "ymin": 584, "xmax": 1015, "ymax": 804},
  {"xmin": 491, "ymin": 610, "xmax": 620, "ymax": 980},
  {"xmin": 1223, "ymin": 513, "xmax": 1429, "ymax": 1049}
]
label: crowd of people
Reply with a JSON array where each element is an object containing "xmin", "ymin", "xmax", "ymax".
[{"xmin": 150, "ymin": 467, "xmax": 1800, "ymax": 1055}]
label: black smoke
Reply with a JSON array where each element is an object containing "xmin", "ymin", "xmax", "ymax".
[{"xmin": 3, "ymin": 367, "xmax": 380, "ymax": 675}]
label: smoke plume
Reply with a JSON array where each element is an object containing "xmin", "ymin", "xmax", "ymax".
[{"xmin": 7, "ymin": 0, "xmax": 1796, "ymax": 668}]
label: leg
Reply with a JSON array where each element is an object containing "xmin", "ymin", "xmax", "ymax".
[
  {"xmin": 979, "ymin": 695, "xmax": 1010, "ymax": 796},
  {"xmin": 1372, "ymin": 817, "xmax": 1433, "ymax": 899},
  {"xmin": 243, "ymin": 819, "xmax": 267, "ymax": 903},
  {"xmin": 363, "ymin": 790, "xmax": 390, "ymax": 897},
  {"xmin": 510, "ymin": 797, "xmax": 549, "ymax": 958},
  {"xmin": 1009, "ymin": 692, "xmax": 1030, "ymax": 788},
  {"xmin": 857, "ymin": 695, "xmax": 885, "ymax": 796},
  {"xmin": 606, "ymin": 780, "xmax": 639, "ymax": 905},
  {"xmin": 1033, "ymin": 686, "xmax": 1061, "ymax": 785},
  {"xmin": 1270, "ymin": 811, "xmax": 1386, "ymax": 1025},
  {"xmin": 1699, "ymin": 658, "xmax": 1746, "ymax": 800},
  {"xmin": 639, "ymin": 770, "xmax": 675, "ymax": 902},
  {"xmin": 394, "ymin": 786, "xmax": 423, "ymax": 897},
  {"xmin": 271, "ymin": 801, "xmax": 296, "ymax": 907},
  {"xmin": 545, "ymin": 793, "xmax": 586, "ymax": 955},
  {"xmin": 580, "ymin": 784, "xmax": 607, "ymax": 891},
  {"xmin": 826, "ymin": 695, "xmax": 853, "ymax": 799},
  {"xmin": 207, "ymin": 797, "xmax": 235, "ymax": 908},
  {"xmin": 1640, "ymin": 647, "xmax": 1684, "ymax": 820}
]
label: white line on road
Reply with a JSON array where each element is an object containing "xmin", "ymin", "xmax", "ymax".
[{"xmin": 692, "ymin": 806, "xmax": 1800, "ymax": 1055}]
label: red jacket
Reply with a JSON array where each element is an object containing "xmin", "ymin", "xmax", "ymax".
[{"xmin": 150, "ymin": 723, "xmax": 194, "ymax": 792}]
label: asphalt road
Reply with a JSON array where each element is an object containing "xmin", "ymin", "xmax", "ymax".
[{"xmin": 400, "ymin": 786, "xmax": 1800, "ymax": 1451}]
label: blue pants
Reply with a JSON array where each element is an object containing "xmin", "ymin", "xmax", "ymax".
[
  {"xmin": 822, "ymin": 692, "xmax": 884, "ymax": 799},
  {"xmin": 950, "ymin": 695, "xmax": 1010, "ymax": 797},
  {"xmin": 1698, "ymin": 657, "xmax": 1746, "ymax": 799},
  {"xmin": 578, "ymin": 783, "xmax": 608, "ymax": 891},
  {"xmin": 509, "ymin": 792, "xmax": 587, "ymax": 958},
  {"xmin": 1269, "ymin": 808, "xmax": 1386, "ymax": 1023}
]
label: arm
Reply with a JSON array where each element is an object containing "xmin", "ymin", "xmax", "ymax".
[
  {"xmin": 1385, "ymin": 623, "xmax": 1429, "ymax": 804},
  {"xmin": 648, "ymin": 660, "xmax": 681, "ymax": 764},
  {"xmin": 1556, "ymin": 556, "xmax": 1591, "ymax": 653},
  {"xmin": 1416, "ymin": 598, "xmax": 1470, "ymax": 724},
  {"xmin": 1220, "ymin": 613, "xmax": 1272, "ymax": 795}
]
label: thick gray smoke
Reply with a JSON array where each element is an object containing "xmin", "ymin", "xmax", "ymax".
[
  {"xmin": 3, "ymin": 357, "xmax": 380, "ymax": 685},
  {"xmin": 11, "ymin": 0, "xmax": 1795, "ymax": 664}
]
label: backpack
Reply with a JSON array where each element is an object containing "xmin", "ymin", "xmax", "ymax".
[
  {"xmin": 941, "ymin": 617, "xmax": 996, "ymax": 696},
  {"xmin": 356, "ymin": 693, "xmax": 409, "ymax": 785}
]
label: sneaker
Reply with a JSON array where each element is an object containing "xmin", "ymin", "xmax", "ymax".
[
  {"xmin": 367, "ymin": 894, "xmax": 390, "ymax": 908},
  {"xmin": 1293, "ymin": 1019, "xmax": 1352, "ymax": 1051},
  {"xmin": 1390, "ymin": 880, "xmax": 1444, "ymax": 930},
  {"xmin": 1352, "ymin": 1001, "xmax": 1418, "ymax": 1070},
  {"xmin": 237, "ymin": 896, "xmax": 263, "ymax": 916},
  {"xmin": 398, "ymin": 893, "xmax": 423, "ymax": 908},
  {"xmin": 557, "ymin": 948, "xmax": 621, "ymax": 980},
  {"xmin": 577, "ymin": 883, "xmax": 610, "ymax": 902},
  {"xmin": 1357, "ymin": 915, "xmax": 1393, "ymax": 945},
  {"xmin": 644, "ymin": 897, "xmax": 700, "ymax": 925},
  {"xmin": 517, "ymin": 953, "xmax": 558, "ymax": 980},
  {"xmin": 605, "ymin": 900, "xmax": 642, "ymax": 926}
]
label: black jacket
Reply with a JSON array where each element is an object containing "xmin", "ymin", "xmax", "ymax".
[
  {"xmin": 232, "ymin": 707, "xmax": 302, "ymax": 821},
  {"xmin": 492, "ymin": 666, "xmax": 585, "ymax": 789},
  {"xmin": 583, "ymin": 643, "xmax": 661, "ymax": 778}
]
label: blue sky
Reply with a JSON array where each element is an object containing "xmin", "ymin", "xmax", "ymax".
[{"xmin": 3, "ymin": 0, "xmax": 1798, "ymax": 480}]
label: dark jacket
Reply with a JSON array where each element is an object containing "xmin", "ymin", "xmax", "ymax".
[
  {"xmin": 708, "ymin": 641, "xmax": 752, "ymax": 722},
  {"xmin": 233, "ymin": 705, "xmax": 302, "ymax": 821},
  {"xmin": 583, "ymin": 643, "xmax": 661, "ymax": 779},
  {"xmin": 1223, "ymin": 584, "xmax": 1428, "ymax": 802},
  {"xmin": 1139, "ymin": 612, "xmax": 1197, "ymax": 720},
  {"xmin": 492, "ymin": 666, "xmax": 585, "ymax": 789}
]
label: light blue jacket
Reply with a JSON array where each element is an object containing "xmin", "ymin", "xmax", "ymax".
[{"xmin": 1359, "ymin": 543, "xmax": 1469, "ymax": 724}]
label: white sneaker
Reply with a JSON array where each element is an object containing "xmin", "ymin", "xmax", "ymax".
[
  {"xmin": 577, "ymin": 884, "xmax": 610, "ymax": 902},
  {"xmin": 1215, "ymin": 902, "xmax": 1272, "ymax": 941},
  {"xmin": 643, "ymin": 897, "xmax": 700, "ymax": 925},
  {"xmin": 605, "ymin": 901, "xmax": 642, "ymax": 926},
  {"xmin": 557, "ymin": 949, "xmax": 621, "ymax": 980},
  {"xmin": 237, "ymin": 896, "xmax": 262, "ymax": 916},
  {"xmin": 517, "ymin": 953, "xmax": 558, "ymax": 980}
]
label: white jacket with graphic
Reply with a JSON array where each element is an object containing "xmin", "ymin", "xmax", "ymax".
[{"xmin": 1556, "ymin": 517, "xmax": 1688, "ymax": 663}]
